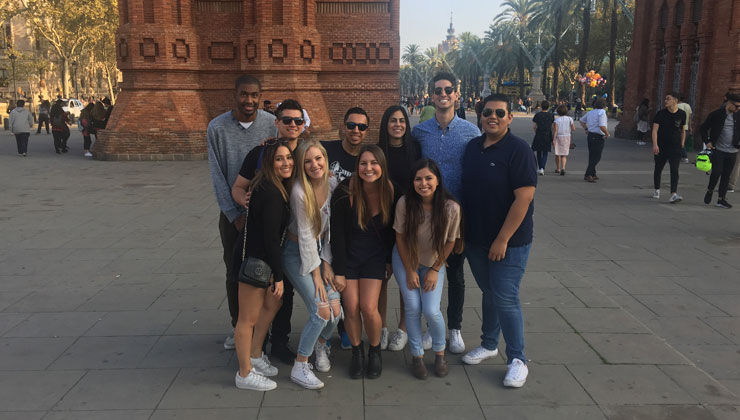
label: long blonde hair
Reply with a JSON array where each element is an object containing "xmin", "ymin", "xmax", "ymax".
[
  {"xmin": 350, "ymin": 144, "xmax": 394, "ymax": 230},
  {"xmin": 293, "ymin": 140, "xmax": 329, "ymax": 237}
]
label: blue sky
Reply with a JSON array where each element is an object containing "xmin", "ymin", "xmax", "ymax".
[{"xmin": 400, "ymin": 0, "xmax": 506, "ymax": 51}]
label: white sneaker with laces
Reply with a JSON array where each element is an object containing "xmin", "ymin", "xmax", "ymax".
[
  {"xmin": 422, "ymin": 330, "xmax": 432, "ymax": 350},
  {"xmin": 291, "ymin": 361, "xmax": 324, "ymax": 389},
  {"xmin": 503, "ymin": 358, "xmax": 528, "ymax": 388},
  {"xmin": 538, "ymin": 168, "xmax": 545, "ymax": 176},
  {"xmin": 380, "ymin": 327, "xmax": 389, "ymax": 350},
  {"xmin": 652, "ymin": 189, "xmax": 660, "ymax": 199},
  {"xmin": 682, "ymin": 157, "xmax": 689, "ymax": 164},
  {"xmin": 461, "ymin": 346, "xmax": 499, "ymax": 364},
  {"xmin": 388, "ymin": 329, "xmax": 408, "ymax": 351},
  {"xmin": 448, "ymin": 329, "xmax": 465, "ymax": 354},
  {"xmin": 84, "ymin": 152, "xmax": 93, "ymax": 157},
  {"xmin": 314, "ymin": 341, "xmax": 331, "ymax": 372},
  {"xmin": 669, "ymin": 193, "xmax": 682, "ymax": 204},
  {"xmin": 235, "ymin": 369, "xmax": 277, "ymax": 391},
  {"xmin": 223, "ymin": 329, "xmax": 235, "ymax": 350},
  {"xmin": 250, "ymin": 353, "xmax": 278, "ymax": 377}
]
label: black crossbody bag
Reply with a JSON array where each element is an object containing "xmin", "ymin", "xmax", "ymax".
[{"xmin": 238, "ymin": 203, "xmax": 285, "ymax": 288}]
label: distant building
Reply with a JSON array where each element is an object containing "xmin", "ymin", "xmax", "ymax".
[{"xmin": 438, "ymin": 15, "xmax": 459, "ymax": 54}]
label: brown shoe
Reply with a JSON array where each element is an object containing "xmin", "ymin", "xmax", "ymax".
[
  {"xmin": 434, "ymin": 354, "xmax": 448, "ymax": 377},
  {"xmin": 586, "ymin": 176, "xmax": 597, "ymax": 183},
  {"xmin": 412, "ymin": 356, "xmax": 427, "ymax": 379}
]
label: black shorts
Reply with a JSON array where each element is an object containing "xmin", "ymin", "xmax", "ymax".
[{"xmin": 345, "ymin": 255, "xmax": 386, "ymax": 280}]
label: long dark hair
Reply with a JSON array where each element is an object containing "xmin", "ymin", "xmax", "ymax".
[
  {"xmin": 350, "ymin": 144, "xmax": 394, "ymax": 230},
  {"xmin": 251, "ymin": 140, "xmax": 293, "ymax": 201},
  {"xmin": 378, "ymin": 105, "xmax": 418, "ymax": 166},
  {"xmin": 404, "ymin": 159, "xmax": 463, "ymax": 269}
]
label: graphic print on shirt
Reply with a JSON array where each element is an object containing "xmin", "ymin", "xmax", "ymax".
[{"xmin": 330, "ymin": 161, "xmax": 353, "ymax": 183}]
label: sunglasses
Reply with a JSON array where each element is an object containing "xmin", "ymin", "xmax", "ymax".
[
  {"xmin": 433, "ymin": 86, "xmax": 455, "ymax": 95},
  {"xmin": 482, "ymin": 108, "xmax": 507, "ymax": 118},
  {"xmin": 280, "ymin": 117, "xmax": 305, "ymax": 126},
  {"xmin": 346, "ymin": 122, "xmax": 369, "ymax": 131}
]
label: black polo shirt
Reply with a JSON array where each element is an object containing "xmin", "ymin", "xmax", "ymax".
[{"xmin": 461, "ymin": 130, "xmax": 537, "ymax": 248}]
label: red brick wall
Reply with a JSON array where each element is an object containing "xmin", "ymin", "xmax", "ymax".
[
  {"xmin": 617, "ymin": 0, "xmax": 740, "ymax": 139},
  {"xmin": 96, "ymin": 0, "xmax": 400, "ymax": 160}
]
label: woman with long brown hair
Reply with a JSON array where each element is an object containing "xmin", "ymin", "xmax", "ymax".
[{"xmin": 331, "ymin": 144, "xmax": 402, "ymax": 379}]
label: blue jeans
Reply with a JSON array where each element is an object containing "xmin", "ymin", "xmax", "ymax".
[
  {"xmin": 466, "ymin": 243, "xmax": 531, "ymax": 363},
  {"xmin": 392, "ymin": 246, "xmax": 446, "ymax": 357},
  {"xmin": 282, "ymin": 239, "xmax": 340, "ymax": 357},
  {"xmin": 535, "ymin": 150, "xmax": 548, "ymax": 170},
  {"xmin": 15, "ymin": 133, "xmax": 29, "ymax": 154}
]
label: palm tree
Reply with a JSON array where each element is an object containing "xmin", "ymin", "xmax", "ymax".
[
  {"xmin": 453, "ymin": 32, "xmax": 484, "ymax": 98},
  {"xmin": 402, "ymin": 44, "xmax": 424, "ymax": 95},
  {"xmin": 484, "ymin": 22, "xmax": 519, "ymax": 95},
  {"xmin": 537, "ymin": 0, "xmax": 580, "ymax": 100},
  {"xmin": 496, "ymin": 0, "xmax": 539, "ymax": 98},
  {"xmin": 578, "ymin": 0, "xmax": 592, "ymax": 102}
]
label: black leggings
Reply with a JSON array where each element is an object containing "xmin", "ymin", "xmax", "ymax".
[
  {"xmin": 708, "ymin": 150, "xmax": 738, "ymax": 198},
  {"xmin": 653, "ymin": 153, "xmax": 681, "ymax": 192}
]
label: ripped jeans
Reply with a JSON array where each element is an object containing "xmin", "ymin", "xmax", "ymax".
[{"xmin": 283, "ymin": 239, "xmax": 341, "ymax": 358}]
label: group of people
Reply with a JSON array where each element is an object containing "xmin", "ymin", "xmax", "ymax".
[
  {"xmin": 7, "ymin": 97, "xmax": 112, "ymax": 157},
  {"xmin": 208, "ymin": 72, "xmax": 537, "ymax": 392}
]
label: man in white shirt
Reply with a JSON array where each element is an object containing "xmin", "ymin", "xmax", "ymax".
[
  {"xmin": 579, "ymin": 98, "xmax": 610, "ymax": 183},
  {"xmin": 677, "ymin": 95, "xmax": 692, "ymax": 163}
]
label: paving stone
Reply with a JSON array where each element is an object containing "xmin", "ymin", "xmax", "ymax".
[
  {"xmin": 76, "ymin": 282, "xmax": 171, "ymax": 311},
  {"xmin": 0, "ymin": 312, "xmax": 29, "ymax": 335},
  {"xmin": 148, "ymin": 289, "xmax": 225, "ymax": 311},
  {"xmin": 703, "ymin": 317, "xmax": 740, "ymax": 344},
  {"xmin": 524, "ymin": 332, "xmax": 602, "ymax": 364},
  {"xmin": 0, "ymin": 337, "xmax": 75, "ymax": 370},
  {"xmin": 139, "ymin": 335, "xmax": 232, "ymax": 368},
  {"xmin": 41, "ymin": 411, "xmax": 152, "ymax": 420},
  {"xmin": 658, "ymin": 365, "xmax": 740, "ymax": 405},
  {"xmin": 601, "ymin": 405, "xmax": 718, "ymax": 420},
  {"xmin": 700, "ymin": 295, "xmax": 740, "ymax": 317},
  {"xmin": 0, "ymin": 370, "xmax": 85, "ymax": 410},
  {"xmin": 567, "ymin": 365, "xmax": 697, "ymax": 405},
  {"xmin": 520, "ymin": 286, "xmax": 585, "ymax": 308},
  {"xmin": 50, "ymin": 336, "xmax": 158, "ymax": 369},
  {"xmin": 5, "ymin": 289, "xmax": 100, "ymax": 313},
  {"xmin": 634, "ymin": 294, "xmax": 727, "ymax": 318},
  {"xmin": 165, "ymin": 310, "xmax": 232, "ymax": 335},
  {"xmin": 260, "ymin": 406, "xmax": 363, "ymax": 420},
  {"xmin": 364, "ymin": 364, "xmax": 477, "ymax": 406},
  {"xmin": 581, "ymin": 333, "xmax": 688, "ymax": 364},
  {"xmin": 608, "ymin": 295, "xmax": 658, "ymax": 322},
  {"xmin": 607, "ymin": 274, "xmax": 689, "ymax": 295},
  {"xmin": 558, "ymin": 308, "xmax": 650, "ymax": 334},
  {"xmin": 0, "ymin": 412, "xmax": 45, "ymax": 420},
  {"xmin": 674, "ymin": 345, "xmax": 740, "ymax": 380},
  {"xmin": 54, "ymin": 369, "xmax": 178, "ymax": 410},
  {"xmin": 0, "ymin": 292, "xmax": 29, "ymax": 311},
  {"xmin": 522, "ymin": 307, "xmax": 573, "ymax": 333},
  {"xmin": 84, "ymin": 310, "xmax": 179, "ymax": 336},
  {"xmin": 150, "ymin": 409, "xmax": 258, "ymax": 420},
  {"xmin": 4, "ymin": 312, "xmax": 104, "ymax": 337},
  {"xmin": 707, "ymin": 405, "xmax": 740, "ymax": 420},
  {"xmin": 481, "ymin": 405, "xmax": 606, "ymax": 420},
  {"xmin": 644, "ymin": 316, "xmax": 734, "ymax": 346},
  {"xmin": 368, "ymin": 405, "xmax": 485, "ymax": 420},
  {"xmin": 158, "ymin": 367, "xmax": 262, "ymax": 409},
  {"xmin": 467, "ymin": 364, "xmax": 593, "ymax": 406}
]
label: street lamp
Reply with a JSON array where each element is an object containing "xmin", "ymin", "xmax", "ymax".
[
  {"xmin": 9, "ymin": 53, "xmax": 17, "ymax": 101},
  {"xmin": 71, "ymin": 61, "xmax": 78, "ymax": 99}
]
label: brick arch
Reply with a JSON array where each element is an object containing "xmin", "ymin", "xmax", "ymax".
[
  {"xmin": 675, "ymin": 0, "xmax": 685, "ymax": 27},
  {"xmin": 659, "ymin": 1, "xmax": 669, "ymax": 30}
]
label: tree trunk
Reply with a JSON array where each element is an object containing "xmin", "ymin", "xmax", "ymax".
[
  {"xmin": 104, "ymin": 66, "xmax": 116, "ymax": 102},
  {"xmin": 61, "ymin": 57, "xmax": 70, "ymax": 98},
  {"xmin": 609, "ymin": 0, "xmax": 617, "ymax": 107},
  {"xmin": 578, "ymin": 0, "xmax": 591, "ymax": 103},
  {"xmin": 542, "ymin": 57, "xmax": 549, "ymax": 95},
  {"xmin": 518, "ymin": 47, "xmax": 526, "ymax": 98},
  {"xmin": 552, "ymin": 7, "xmax": 563, "ymax": 100}
]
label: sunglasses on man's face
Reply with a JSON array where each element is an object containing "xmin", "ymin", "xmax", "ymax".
[
  {"xmin": 434, "ymin": 86, "xmax": 455, "ymax": 96},
  {"xmin": 482, "ymin": 108, "xmax": 507, "ymax": 118},
  {"xmin": 346, "ymin": 122, "xmax": 369, "ymax": 131},
  {"xmin": 280, "ymin": 117, "xmax": 305, "ymax": 126}
]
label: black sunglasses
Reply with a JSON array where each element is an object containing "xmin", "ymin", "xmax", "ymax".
[
  {"xmin": 280, "ymin": 117, "xmax": 305, "ymax": 126},
  {"xmin": 433, "ymin": 86, "xmax": 455, "ymax": 95},
  {"xmin": 346, "ymin": 122, "xmax": 369, "ymax": 131},
  {"xmin": 482, "ymin": 108, "xmax": 507, "ymax": 118}
]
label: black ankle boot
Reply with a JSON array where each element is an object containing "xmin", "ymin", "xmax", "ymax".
[
  {"xmin": 350, "ymin": 341, "xmax": 365, "ymax": 379},
  {"xmin": 366, "ymin": 344, "xmax": 382, "ymax": 379}
]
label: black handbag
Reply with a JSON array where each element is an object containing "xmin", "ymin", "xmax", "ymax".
[{"xmin": 237, "ymin": 202, "xmax": 285, "ymax": 288}]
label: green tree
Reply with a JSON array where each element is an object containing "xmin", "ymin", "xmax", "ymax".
[{"xmin": 496, "ymin": 0, "xmax": 539, "ymax": 98}]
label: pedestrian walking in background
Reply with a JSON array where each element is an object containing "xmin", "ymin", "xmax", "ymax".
[
  {"xmin": 677, "ymin": 95, "xmax": 692, "ymax": 162},
  {"xmin": 392, "ymin": 159, "xmax": 461, "ymax": 380},
  {"xmin": 80, "ymin": 103, "xmax": 95, "ymax": 157},
  {"xmin": 651, "ymin": 93, "xmax": 686, "ymax": 203},
  {"xmin": 50, "ymin": 100, "xmax": 70, "ymax": 154},
  {"xmin": 700, "ymin": 92, "xmax": 740, "ymax": 209},
  {"xmin": 636, "ymin": 98, "xmax": 650, "ymax": 146},
  {"xmin": 531, "ymin": 100, "xmax": 554, "ymax": 175},
  {"xmin": 552, "ymin": 104, "xmax": 575, "ymax": 175},
  {"xmin": 580, "ymin": 98, "xmax": 610, "ymax": 183},
  {"xmin": 37, "ymin": 100, "xmax": 50, "ymax": 134},
  {"xmin": 9, "ymin": 99, "xmax": 34, "ymax": 157}
]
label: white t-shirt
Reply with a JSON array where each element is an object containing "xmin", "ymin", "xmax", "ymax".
[
  {"xmin": 580, "ymin": 109, "xmax": 608, "ymax": 135},
  {"xmin": 238, "ymin": 121, "xmax": 254, "ymax": 130},
  {"xmin": 554, "ymin": 116, "xmax": 574, "ymax": 137}
]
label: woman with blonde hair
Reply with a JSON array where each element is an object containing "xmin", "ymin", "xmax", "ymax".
[{"xmin": 283, "ymin": 139, "xmax": 342, "ymax": 390}]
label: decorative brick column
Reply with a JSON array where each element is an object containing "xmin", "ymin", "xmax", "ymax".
[{"xmin": 95, "ymin": 0, "xmax": 400, "ymax": 160}]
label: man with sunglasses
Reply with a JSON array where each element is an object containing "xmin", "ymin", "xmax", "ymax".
[
  {"xmin": 322, "ymin": 107, "xmax": 370, "ymax": 183},
  {"xmin": 700, "ymin": 92, "xmax": 740, "ymax": 208},
  {"xmin": 460, "ymin": 93, "xmax": 537, "ymax": 388},
  {"xmin": 411, "ymin": 72, "xmax": 481, "ymax": 355},
  {"xmin": 207, "ymin": 75, "xmax": 277, "ymax": 351}
]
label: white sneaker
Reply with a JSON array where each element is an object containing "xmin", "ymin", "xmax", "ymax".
[
  {"xmin": 461, "ymin": 345, "xmax": 499, "ymax": 364},
  {"xmin": 422, "ymin": 330, "xmax": 432, "ymax": 350},
  {"xmin": 669, "ymin": 193, "xmax": 682, "ymax": 204},
  {"xmin": 84, "ymin": 152, "xmax": 93, "ymax": 157},
  {"xmin": 380, "ymin": 327, "xmax": 389, "ymax": 350},
  {"xmin": 388, "ymin": 329, "xmax": 408, "ymax": 351},
  {"xmin": 503, "ymin": 358, "xmax": 528, "ymax": 388},
  {"xmin": 682, "ymin": 157, "xmax": 689, "ymax": 164},
  {"xmin": 314, "ymin": 341, "xmax": 331, "ymax": 372},
  {"xmin": 223, "ymin": 329, "xmax": 235, "ymax": 350},
  {"xmin": 538, "ymin": 168, "xmax": 545, "ymax": 176},
  {"xmin": 235, "ymin": 369, "xmax": 277, "ymax": 391},
  {"xmin": 652, "ymin": 189, "xmax": 660, "ymax": 199},
  {"xmin": 728, "ymin": 189, "xmax": 735, "ymax": 193},
  {"xmin": 290, "ymin": 361, "xmax": 324, "ymax": 389},
  {"xmin": 448, "ymin": 329, "xmax": 465, "ymax": 354},
  {"xmin": 250, "ymin": 353, "xmax": 278, "ymax": 377}
]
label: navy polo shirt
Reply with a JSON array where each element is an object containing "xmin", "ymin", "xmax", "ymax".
[{"xmin": 461, "ymin": 130, "xmax": 538, "ymax": 248}]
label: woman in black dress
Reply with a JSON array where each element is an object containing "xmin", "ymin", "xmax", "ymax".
[{"xmin": 532, "ymin": 100, "xmax": 554, "ymax": 175}]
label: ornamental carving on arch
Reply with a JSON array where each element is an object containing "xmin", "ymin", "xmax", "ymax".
[
  {"xmin": 139, "ymin": 38, "xmax": 159, "ymax": 62},
  {"xmin": 269, "ymin": 39, "xmax": 287, "ymax": 63}
]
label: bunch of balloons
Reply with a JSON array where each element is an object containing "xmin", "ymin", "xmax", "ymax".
[{"xmin": 579, "ymin": 70, "xmax": 606, "ymax": 88}]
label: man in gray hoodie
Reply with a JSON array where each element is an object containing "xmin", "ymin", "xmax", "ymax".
[{"xmin": 9, "ymin": 99, "xmax": 34, "ymax": 157}]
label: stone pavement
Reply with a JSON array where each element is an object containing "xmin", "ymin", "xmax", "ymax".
[{"xmin": 0, "ymin": 114, "xmax": 739, "ymax": 420}]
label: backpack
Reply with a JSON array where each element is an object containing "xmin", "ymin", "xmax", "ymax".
[{"xmin": 52, "ymin": 113, "xmax": 64, "ymax": 126}]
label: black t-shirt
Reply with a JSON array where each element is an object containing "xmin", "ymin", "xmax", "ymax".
[
  {"xmin": 532, "ymin": 111, "xmax": 554, "ymax": 135},
  {"xmin": 321, "ymin": 140, "xmax": 356, "ymax": 182},
  {"xmin": 654, "ymin": 109, "xmax": 686, "ymax": 151},
  {"xmin": 239, "ymin": 145, "xmax": 264, "ymax": 180},
  {"xmin": 386, "ymin": 143, "xmax": 421, "ymax": 193}
]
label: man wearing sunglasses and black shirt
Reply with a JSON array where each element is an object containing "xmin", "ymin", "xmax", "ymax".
[
  {"xmin": 322, "ymin": 107, "xmax": 370, "ymax": 183},
  {"xmin": 411, "ymin": 72, "xmax": 481, "ymax": 355}
]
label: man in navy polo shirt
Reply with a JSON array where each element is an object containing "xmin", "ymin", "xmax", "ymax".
[
  {"xmin": 460, "ymin": 93, "xmax": 537, "ymax": 388},
  {"xmin": 411, "ymin": 72, "xmax": 481, "ymax": 354}
]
